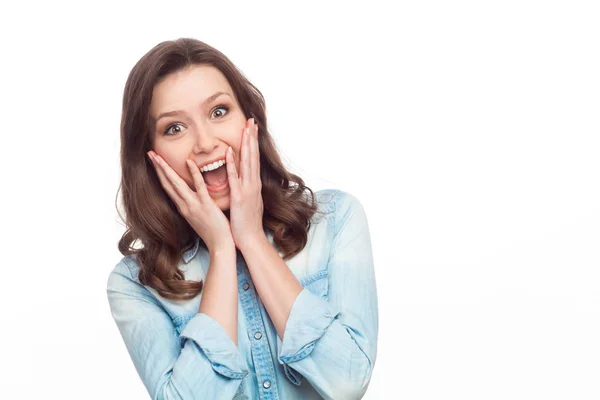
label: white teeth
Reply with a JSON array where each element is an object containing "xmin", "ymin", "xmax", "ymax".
[{"xmin": 200, "ymin": 159, "xmax": 226, "ymax": 172}]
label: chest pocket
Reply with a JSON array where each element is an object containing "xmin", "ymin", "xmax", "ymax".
[
  {"xmin": 233, "ymin": 378, "xmax": 245, "ymax": 398},
  {"xmin": 300, "ymin": 269, "xmax": 329, "ymax": 299}
]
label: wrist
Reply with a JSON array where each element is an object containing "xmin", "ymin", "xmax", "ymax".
[
  {"xmin": 238, "ymin": 232, "xmax": 269, "ymax": 253},
  {"xmin": 209, "ymin": 239, "xmax": 236, "ymax": 257}
]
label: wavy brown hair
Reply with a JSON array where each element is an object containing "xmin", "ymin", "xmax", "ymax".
[{"xmin": 116, "ymin": 38, "xmax": 321, "ymax": 300}]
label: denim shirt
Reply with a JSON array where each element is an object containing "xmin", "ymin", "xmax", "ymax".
[{"xmin": 106, "ymin": 189, "xmax": 378, "ymax": 400}]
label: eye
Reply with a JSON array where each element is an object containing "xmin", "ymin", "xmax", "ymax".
[
  {"xmin": 161, "ymin": 105, "xmax": 229, "ymax": 136},
  {"xmin": 211, "ymin": 105, "xmax": 230, "ymax": 119},
  {"xmin": 163, "ymin": 123, "xmax": 185, "ymax": 136}
]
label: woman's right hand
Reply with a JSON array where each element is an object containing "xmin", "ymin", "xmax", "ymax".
[{"xmin": 148, "ymin": 151, "xmax": 234, "ymax": 253}]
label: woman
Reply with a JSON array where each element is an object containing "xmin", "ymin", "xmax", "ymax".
[{"xmin": 107, "ymin": 37, "xmax": 378, "ymax": 400}]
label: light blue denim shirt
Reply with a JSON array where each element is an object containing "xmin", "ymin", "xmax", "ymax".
[{"xmin": 107, "ymin": 189, "xmax": 378, "ymax": 399}]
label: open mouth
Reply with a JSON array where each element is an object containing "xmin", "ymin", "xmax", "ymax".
[{"xmin": 201, "ymin": 162, "xmax": 229, "ymax": 193}]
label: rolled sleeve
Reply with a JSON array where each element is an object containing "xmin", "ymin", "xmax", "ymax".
[
  {"xmin": 276, "ymin": 287, "xmax": 340, "ymax": 386},
  {"xmin": 275, "ymin": 191, "xmax": 378, "ymax": 400},
  {"xmin": 179, "ymin": 313, "xmax": 249, "ymax": 379},
  {"xmin": 107, "ymin": 260, "xmax": 248, "ymax": 400},
  {"xmin": 278, "ymin": 287, "xmax": 340, "ymax": 364}
]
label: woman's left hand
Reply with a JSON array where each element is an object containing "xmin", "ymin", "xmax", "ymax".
[{"xmin": 225, "ymin": 118, "xmax": 266, "ymax": 251}]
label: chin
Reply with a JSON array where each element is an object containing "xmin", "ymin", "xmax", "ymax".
[{"xmin": 213, "ymin": 194, "xmax": 230, "ymax": 210}]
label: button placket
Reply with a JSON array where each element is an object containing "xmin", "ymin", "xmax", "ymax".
[{"xmin": 238, "ymin": 259, "xmax": 280, "ymax": 399}]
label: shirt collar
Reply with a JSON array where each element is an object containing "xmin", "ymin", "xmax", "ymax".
[{"xmin": 182, "ymin": 236, "xmax": 200, "ymax": 264}]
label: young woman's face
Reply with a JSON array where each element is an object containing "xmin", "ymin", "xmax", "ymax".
[{"xmin": 149, "ymin": 64, "xmax": 246, "ymax": 211}]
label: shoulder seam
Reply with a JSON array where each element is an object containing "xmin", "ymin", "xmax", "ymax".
[
  {"xmin": 120, "ymin": 257, "xmax": 138, "ymax": 280},
  {"xmin": 317, "ymin": 188, "xmax": 341, "ymax": 198},
  {"xmin": 332, "ymin": 189, "xmax": 361, "ymax": 241}
]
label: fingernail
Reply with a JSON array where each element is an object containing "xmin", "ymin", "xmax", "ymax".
[{"xmin": 250, "ymin": 117, "xmax": 255, "ymax": 125}]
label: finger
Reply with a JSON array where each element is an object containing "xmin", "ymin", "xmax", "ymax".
[
  {"xmin": 149, "ymin": 154, "xmax": 187, "ymax": 211},
  {"xmin": 241, "ymin": 125, "xmax": 251, "ymax": 185},
  {"xmin": 153, "ymin": 153, "xmax": 198, "ymax": 208},
  {"xmin": 250, "ymin": 122, "xmax": 259, "ymax": 184},
  {"xmin": 185, "ymin": 159, "xmax": 211, "ymax": 203},
  {"xmin": 225, "ymin": 146, "xmax": 241, "ymax": 200}
]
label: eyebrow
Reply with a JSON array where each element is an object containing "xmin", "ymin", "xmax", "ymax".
[{"xmin": 154, "ymin": 91, "xmax": 232, "ymax": 124}]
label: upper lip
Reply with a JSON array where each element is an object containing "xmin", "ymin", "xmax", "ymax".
[{"xmin": 197, "ymin": 156, "xmax": 226, "ymax": 170}]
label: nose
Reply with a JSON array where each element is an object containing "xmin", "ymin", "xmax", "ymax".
[{"xmin": 192, "ymin": 126, "xmax": 219, "ymax": 154}]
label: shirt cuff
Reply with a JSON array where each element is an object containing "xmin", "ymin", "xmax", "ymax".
[
  {"xmin": 179, "ymin": 312, "xmax": 249, "ymax": 379},
  {"xmin": 277, "ymin": 287, "xmax": 340, "ymax": 371}
]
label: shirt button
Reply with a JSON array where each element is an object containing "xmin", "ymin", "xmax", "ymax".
[
  {"xmin": 263, "ymin": 379, "xmax": 271, "ymax": 389},
  {"xmin": 254, "ymin": 331, "xmax": 262, "ymax": 340},
  {"xmin": 243, "ymin": 283, "xmax": 249, "ymax": 290}
]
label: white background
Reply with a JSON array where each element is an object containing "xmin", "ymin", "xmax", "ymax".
[{"xmin": 1, "ymin": 0, "xmax": 599, "ymax": 399}]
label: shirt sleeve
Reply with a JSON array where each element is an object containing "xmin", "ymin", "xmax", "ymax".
[
  {"xmin": 106, "ymin": 261, "xmax": 248, "ymax": 400},
  {"xmin": 276, "ymin": 191, "xmax": 379, "ymax": 400}
]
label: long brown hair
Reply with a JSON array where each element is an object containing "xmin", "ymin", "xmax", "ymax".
[{"xmin": 116, "ymin": 38, "xmax": 320, "ymax": 300}]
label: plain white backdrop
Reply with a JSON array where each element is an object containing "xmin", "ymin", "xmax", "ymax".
[{"xmin": 1, "ymin": 0, "xmax": 599, "ymax": 399}]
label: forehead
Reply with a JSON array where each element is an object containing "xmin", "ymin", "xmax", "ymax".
[{"xmin": 150, "ymin": 64, "xmax": 233, "ymax": 115}]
